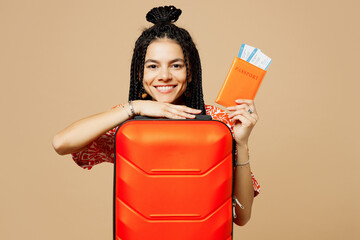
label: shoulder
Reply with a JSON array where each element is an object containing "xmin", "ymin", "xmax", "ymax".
[{"xmin": 205, "ymin": 104, "xmax": 233, "ymax": 130}]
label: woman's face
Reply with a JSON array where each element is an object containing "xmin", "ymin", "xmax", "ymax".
[{"xmin": 143, "ymin": 38, "xmax": 188, "ymax": 104}]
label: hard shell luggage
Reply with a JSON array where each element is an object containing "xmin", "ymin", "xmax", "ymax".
[{"xmin": 113, "ymin": 115, "xmax": 236, "ymax": 240}]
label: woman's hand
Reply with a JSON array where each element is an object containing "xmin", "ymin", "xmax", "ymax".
[
  {"xmin": 227, "ymin": 99, "xmax": 259, "ymax": 146},
  {"xmin": 132, "ymin": 100, "xmax": 202, "ymax": 119}
]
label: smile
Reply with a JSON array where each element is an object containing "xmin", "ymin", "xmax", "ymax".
[{"xmin": 154, "ymin": 85, "xmax": 177, "ymax": 93}]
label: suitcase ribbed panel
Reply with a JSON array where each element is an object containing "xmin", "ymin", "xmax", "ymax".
[{"xmin": 114, "ymin": 120, "xmax": 233, "ymax": 240}]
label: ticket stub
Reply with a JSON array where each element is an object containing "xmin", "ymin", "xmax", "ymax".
[
  {"xmin": 247, "ymin": 50, "xmax": 272, "ymax": 70},
  {"xmin": 246, "ymin": 48, "xmax": 259, "ymax": 62},
  {"xmin": 238, "ymin": 44, "xmax": 257, "ymax": 61}
]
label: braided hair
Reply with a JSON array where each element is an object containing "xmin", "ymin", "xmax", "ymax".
[{"xmin": 128, "ymin": 5, "xmax": 206, "ymax": 114}]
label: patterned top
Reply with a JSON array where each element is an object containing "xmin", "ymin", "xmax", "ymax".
[{"xmin": 71, "ymin": 104, "xmax": 260, "ymax": 197}]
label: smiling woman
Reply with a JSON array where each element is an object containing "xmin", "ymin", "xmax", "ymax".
[
  {"xmin": 52, "ymin": 5, "xmax": 260, "ymax": 227},
  {"xmin": 143, "ymin": 38, "xmax": 188, "ymax": 104}
]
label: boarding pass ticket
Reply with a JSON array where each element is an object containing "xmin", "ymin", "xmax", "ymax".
[{"xmin": 238, "ymin": 44, "xmax": 272, "ymax": 70}]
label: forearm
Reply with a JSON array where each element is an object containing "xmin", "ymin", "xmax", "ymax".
[
  {"xmin": 233, "ymin": 144, "xmax": 254, "ymax": 226},
  {"xmin": 52, "ymin": 99, "xmax": 201, "ymax": 155},
  {"xmin": 52, "ymin": 103, "xmax": 132, "ymax": 155}
]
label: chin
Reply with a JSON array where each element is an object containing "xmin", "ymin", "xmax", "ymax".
[
  {"xmin": 155, "ymin": 97, "xmax": 176, "ymax": 103},
  {"xmin": 151, "ymin": 95, "xmax": 184, "ymax": 104}
]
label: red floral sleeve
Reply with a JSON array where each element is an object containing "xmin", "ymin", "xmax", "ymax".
[
  {"xmin": 71, "ymin": 105, "xmax": 122, "ymax": 170},
  {"xmin": 205, "ymin": 105, "xmax": 261, "ymax": 197}
]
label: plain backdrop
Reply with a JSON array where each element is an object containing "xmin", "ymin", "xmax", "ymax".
[{"xmin": 1, "ymin": 0, "xmax": 359, "ymax": 239}]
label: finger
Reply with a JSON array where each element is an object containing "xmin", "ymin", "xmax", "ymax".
[
  {"xmin": 235, "ymin": 99, "xmax": 253, "ymax": 105},
  {"xmin": 161, "ymin": 105, "xmax": 185, "ymax": 119},
  {"xmin": 174, "ymin": 105, "xmax": 202, "ymax": 114},
  {"xmin": 228, "ymin": 106, "xmax": 258, "ymax": 119},
  {"xmin": 231, "ymin": 115, "xmax": 253, "ymax": 127},
  {"xmin": 227, "ymin": 104, "xmax": 247, "ymax": 111},
  {"xmin": 229, "ymin": 109, "xmax": 257, "ymax": 124},
  {"xmin": 236, "ymin": 107, "xmax": 258, "ymax": 122},
  {"xmin": 228, "ymin": 107, "xmax": 248, "ymax": 116},
  {"xmin": 166, "ymin": 107, "xmax": 196, "ymax": 119},
  {"xmin": 236, "ymin": 99, "xmax": 257, "ymax": 112},
  {"xmin": 164, "ymin": 110, "xmax": 186, "ymax": 119},
  {"xmin": 228, "ymin": 106, "xmax": 257, "ymax": 118},
  {"xmin": 170, "ymin": 105, "xmax": 202, "ymax": 118},
  {"xmin": 235, "ymin": 99, "xmax": 256, "ymax": 112}
]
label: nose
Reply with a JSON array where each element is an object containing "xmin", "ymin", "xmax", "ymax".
[{"xmin": 159, "ymin": 67, "xmax": 172, "ymax": 81}]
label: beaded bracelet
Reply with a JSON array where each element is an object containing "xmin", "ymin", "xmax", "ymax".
[
  {"xmin": 235, "ymin": 154, "xmax": 250, "ymax": 166},
  {"xmin": 235, "ymin": 159, "xmax": 250, "ymax": 166},
  {"xmin": 129, "ymin": 101, "xmax": 136, "ymax": 116},
  {"xmin": 121, "ymin": 104, "xmax": 131, "ymax": 118}
]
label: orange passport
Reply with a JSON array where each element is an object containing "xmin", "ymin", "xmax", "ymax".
[{"xmin": 215, "ymin": 57, "xmax": 266, "ymax": 107}]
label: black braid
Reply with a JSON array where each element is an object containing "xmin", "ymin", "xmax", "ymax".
[
  {"xmin": 176, "ymin": 39, "xmax": 189, "ymax": 96},
  {"xmin": 139, "ymin": 37, "xmax": 152, "ymax": 98},
  {"xmin": 195, "ymin": 51, "xmax": 205, "ymax": 112},
  {"xmin": 128, "ymin": 5, "xmax": 206, "ymax": 114}
]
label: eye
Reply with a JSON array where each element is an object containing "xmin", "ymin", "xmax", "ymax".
[
  {"xmin": 147, "ymin": 64, "xmax": 158, "ymax": 69},
  {"xmin": 172, "ymin": 64, "xmax": 184, "ymax": 69}
]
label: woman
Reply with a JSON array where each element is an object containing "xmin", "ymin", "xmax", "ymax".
[{"xmin": 52, "ymin": 5, "xmax": 260, "ymax": 226}]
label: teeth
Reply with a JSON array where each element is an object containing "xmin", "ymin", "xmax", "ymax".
[{"xmin": 156, "ymin": 86, "xmax": 175, "ymax": 90}]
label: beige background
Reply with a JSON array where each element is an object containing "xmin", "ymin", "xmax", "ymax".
[{"xmin": 1, "ymin": 0, "xmax": 359, "ymax": 239}]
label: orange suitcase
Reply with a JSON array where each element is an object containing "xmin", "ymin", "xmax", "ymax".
[{"xmin": 113, "ymin": 116, "xmax": 235, "ymax": 240}]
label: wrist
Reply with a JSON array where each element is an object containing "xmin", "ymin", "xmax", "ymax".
[
  {"xmin": 131, "ymin": 100, "xmax": 142, "ymax": 115},
  {"xmin": 236, "ymin": 143, "xmax": 248, "ymax": 150},
  {"xmin": 121, "ymin": 103, "xmax": 132, "ymax": 118},
  {"xmin": 235, "ymin": 144, "xmax": 250, "ymax": 167},
  {"xmin": 235, "ymin": 146, "xmax": 250, "ymax": 167}
]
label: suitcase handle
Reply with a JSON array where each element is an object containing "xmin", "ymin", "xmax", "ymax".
[{"xmin": 133, "ymin": 115, "xmax": 212, "ymax": 120}]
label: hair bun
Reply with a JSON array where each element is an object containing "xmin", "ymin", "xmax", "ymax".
[{"xmin": 146, "ymin": 5, "xmax": 182, "ymax": 25}]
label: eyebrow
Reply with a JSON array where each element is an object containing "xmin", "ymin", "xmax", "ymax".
[{"xmin": 144, "ymin": 58, "xmax": 185, "ymax": 64}]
